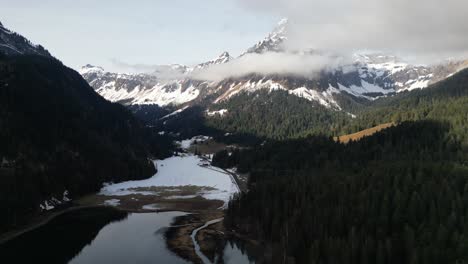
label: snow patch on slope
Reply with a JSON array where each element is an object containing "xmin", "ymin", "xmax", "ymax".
[
  {"xmin": 214, "ymin": 79, "xmax": 287, "ymax": 103},
  {"xmin": 206, "ymin": 109, "xmax": 228, "ymax": 116},
  {"xmin": 289, "ymin": 87, "xmax": 341, "ymax": 110},
  {"xmin": 96, "ymin": 81, "xmax": 200, "ymax": 106},
  {"xmin": 160, "ymin": 106, "xmax": 189, "ymax": 120}
]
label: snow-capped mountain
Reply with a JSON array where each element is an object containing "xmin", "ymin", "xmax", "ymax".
[
  {"xmin": 0, "ymin": 21, "xmax": 51, "ymax": 57},
  {"xmin": 79, "ymin": 65, "xmax": 206, "ymax": 106},
  {"xmin": 352, "ymin": 54, "xmax": 467, "ymax": 93},
  {"xmin": 79, "ymin": 51, "xmax": 239, "ymax": 106},
  {"xmin": 81, "ymin": 19, "xmax": 467, "ymax": 111},
  {"xmin": 194, "ymin": 51, "xmax": 233, "ymax": 70},
  {"xmin": 244, "ymin": 18, "xmax": 288, "ymax": 54}
]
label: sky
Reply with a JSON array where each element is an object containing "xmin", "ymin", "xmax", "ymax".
[
  {"xmin": 0, "ymin": 0, "xmax": 280, "ymax": 71},
  {"xmin": 1, "ymin": 0, "xmax": 467, "ymax": 75},
  {"xmin": 198, "ymin": 0, "xmax": 468, "ymax": 81},
  {"xmin": 236, "ymin": 0, "xmax": 468, "ymax": 63}
]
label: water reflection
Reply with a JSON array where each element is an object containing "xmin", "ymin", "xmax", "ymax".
[
  {"xmin": 218, "ymin": 238, "xmax": 260, "ymax": 264},
  {"xmin": 70, "ymin": 211, "xmax": 189, "ymax": 264},
  {"xmin": 0, "ymin": 207, "xmax": 259, "ymax": 264},
  {"xmin": 0, "ymin": 207, "xmax": 128, "ymax": 264}
]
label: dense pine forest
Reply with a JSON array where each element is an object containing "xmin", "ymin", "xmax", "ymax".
[
  {"xmin": 0, "ymin": 55, "xmax": 170, "ymax": 231},
  {"xmin": 342, "ymin": 68, "xmax": 468, "ymax": 144},
  {"xmin": 219, "ymin": 70, "xmax": 468, "ymax": 263},
  {"xmin": 206, "ymin": 90, "xmax": 350, "ymax": 140}
]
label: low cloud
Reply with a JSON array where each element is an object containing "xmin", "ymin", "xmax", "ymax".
[
  {"xmin": 192, "ymin": 52, "xmax": 350, "ymax": 81},
  {"xmin": 110, "ymin": 59, "xmax": 188, "ymax": 80},
  {"xmin": 110, "ymin": 59, "xmax": 159, "ymax": 73}
]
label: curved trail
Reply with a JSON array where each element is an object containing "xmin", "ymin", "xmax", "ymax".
[{"xmin": 191, "ymin": 217, "xmax": 224, "ymax": 264}]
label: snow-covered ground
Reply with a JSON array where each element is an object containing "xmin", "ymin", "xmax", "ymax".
[
  {"xmin": 39, "ymin": 190, "xmax": 72, "ymax": 211},
  {"xmin": 100, "ymin": 155, "xmax": 239, "ymax": 207},
  {"xmin": 141, "ymin": 203, "xmax": 160, "ymax": 210},
  {"xmin": 176, "ymin": 135, "xmax": 211, "ymax": 150},
  {"xmin": 103, "ymin": 199, "xmax": 120, "ymax": 206}
]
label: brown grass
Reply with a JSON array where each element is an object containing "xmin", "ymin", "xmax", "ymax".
[
  {"xmin": 188, "ymin": 140, "xmax": 227, "ymax": 155},
  {"xmin": 165, "ymin": 210, "xmax": 224, "ymax": 264},
  {"xmin": 335, "ymin": 123, "xmax": 395, "ymax": 144},
  {"xmin": 76, "ymin": 185, "xmax": 223, "ymax": 212}
]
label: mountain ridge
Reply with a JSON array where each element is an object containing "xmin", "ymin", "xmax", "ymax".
[
  {"xmin": 81, "ymin": 19, "xmax": 468, "ymax": 112},
  {"xmin": 0, "ymin": 21, "xmax": 51, "ymax": 57}
]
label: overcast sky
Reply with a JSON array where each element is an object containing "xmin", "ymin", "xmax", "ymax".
[
  {"xmin": 237, "ymin": 0, "xmax": 468, "ymax": 63},
  {"xmin": 0, "ymin": 0, "xmax": 280, "ymax": 71},
  {"xmin": 1, "ymin": 0, "xmax": 467, "ymax": 73}
]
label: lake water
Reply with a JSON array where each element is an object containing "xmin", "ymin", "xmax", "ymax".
[
  {"xmin": 70, "ymin": 211, "xmax": 189, "ymax": 264},
  {"xmin": 223, "ymin": 242, "xmax": 256, "ymax": 264},
  {"xmin": 0, "ymin": 207, "xmax": 256, "ymax": 264}
]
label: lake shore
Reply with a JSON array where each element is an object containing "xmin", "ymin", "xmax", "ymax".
[
  {"xmin": 1, "ymin": 138, "xmax": 255, "ymax": 263},
  {"xmin": 0, "ymin": 204, "xmax": 116, "ymax": 245}
]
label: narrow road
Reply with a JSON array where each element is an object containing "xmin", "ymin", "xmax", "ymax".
[
  {"xmin": 200, "ymin": 155, "xmax": 244, "ymax": 192},
  {"xmin": 191, "ymin": 217, "xmax": 224, "ymax": 264}
]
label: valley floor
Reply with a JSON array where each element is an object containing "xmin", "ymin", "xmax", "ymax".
[
  {"xmin": 0, "ymin": 137, "xmax": 254, "ymax": 263},
  {"xmin": 76, "ymin": 137, "xmax": 250, "ymax": 263}
]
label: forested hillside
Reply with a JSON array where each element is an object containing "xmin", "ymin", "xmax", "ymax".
[
  {"xmin": 220, "ymin": 70, "xmax": 468, "ymax": 263},
  {"xmin": 206, "ymin": 90, "xmax": 350, "ymax": 140},
  {"xmin": 0, "ymin": 55, "xmax": 167, "ymax": 231},
  {"xmin": 343, "ymin": 69, "xmax": 468, "ymax": 144}
]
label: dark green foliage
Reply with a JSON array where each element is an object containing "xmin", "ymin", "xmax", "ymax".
[
  {"xmin": 343, "ymin": 69, "xmax": 468, "ymax": 145},
  {"xmin": 157, "ymin": 106, "xmax": 220, "ymax": 138},
  {"xmin": 128, "ymin": 104, "xmax": 171, "ymax": 124},
  {"xmin": 0, "ymin": 55, "xmax": 159, "ymax": 230},
  {"xmin": 224, "ymin": 70, "xmax": 468, "ymax": 263},
  {"xmin": 207, "ymin": 69, "xmax": 468, "ymax": 143},
  {"xmin": 225, "ymin": 121, "xmax": 468, "ymax": 264},
  {"xmin": 212, "ymin": 149, "xmax": 240, "ymax": 169},
  {"xmin": 206, "ymin": 90, "xmax": 350, "ymax": 140}
]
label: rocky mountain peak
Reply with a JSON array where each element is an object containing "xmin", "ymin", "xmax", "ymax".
[
  {"xmin": 213, "ymin": 51, "xmax": 232, "ymax": 63},
  {"xmin": 195, "ymin": 51, "xmax": 233, "ymax": 70},
  {"xmin": 244, "ymin": 18, "xmax": 289, "ymax": 55},
  {"xmin": 79, "ymin": 64, "xmax": 105, "ymax": 75}
]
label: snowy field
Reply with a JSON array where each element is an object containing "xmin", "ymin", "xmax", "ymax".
[
  {"xmin": 100, "ymin": 154, "xmax": 239, "ymax": 206},
  {"xmin": 176, "ymin": 135, "xmax": 211, "ymax": 150}
]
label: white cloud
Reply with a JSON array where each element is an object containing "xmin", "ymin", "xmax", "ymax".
[
  {"xmin": 236, "ymin": 0, "xmax": 468, "ymax": 62},
  {"xmin": 191, "ymin": 51, "xmax": 350, "ymax": 81},
  {"xmin": 110, "ymin": 58, "xmax": 188, "ymax": 80}
]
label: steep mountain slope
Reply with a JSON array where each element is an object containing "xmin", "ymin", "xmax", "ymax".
[
  {"xmin": 243, "ymin": 18, "xmax": 288, "ymax": 54},
  {"xmin": 79, "ymin": 64, "xmax": 206, "ymax": 106},
  {"xmin": 342, "ymin": 68, "xmax": 468, "ymax": 141},
  {"xmin": 0, "ymin": 22, "xmax": 51, "ymax": 57},
  {"xmin": 0, "ymin": 29, "xmax": 163, "ymax": 230}
]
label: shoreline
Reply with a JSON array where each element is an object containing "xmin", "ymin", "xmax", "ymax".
[
  {"xmin": 166, "ymin": 210, "xmax": 226, "ymax": 264},
  {"xmin": 1, "ymin": 139, "xmax": 253, "ymax": 263},
  {"xmin": 0, "ymin": 204, "xmax": 116, "ymax": 245},
  {"xmin": 0, "ymin": 198, "xmax": 260, "ymax": 264}
]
